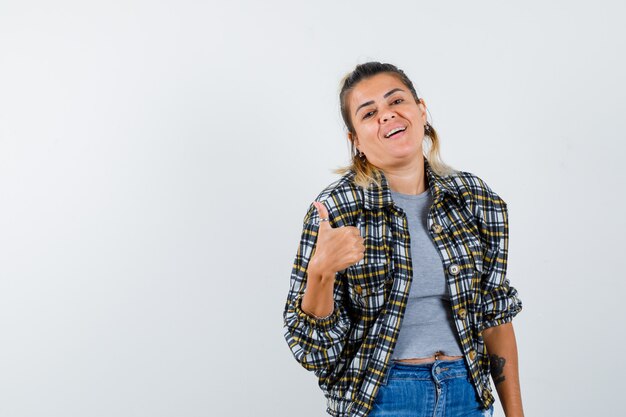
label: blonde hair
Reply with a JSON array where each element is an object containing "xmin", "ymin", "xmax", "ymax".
[{"xmin": 332, "ymin": 62, "xmax": 458, "ymax": 189}]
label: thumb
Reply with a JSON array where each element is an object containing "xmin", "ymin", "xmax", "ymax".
[{"xmin": 313, "ymin": 201, "xmax": 332, "ymax": 230}]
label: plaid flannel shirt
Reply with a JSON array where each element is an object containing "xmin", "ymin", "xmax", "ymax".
[{"xmin": 282, "ymin": 158, "xmax": 523, "ymax": 417}]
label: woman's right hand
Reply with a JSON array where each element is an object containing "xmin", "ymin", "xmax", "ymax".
[{"xmin": 308, "ymin": 201, "xmax": 365, "ymax": 283}]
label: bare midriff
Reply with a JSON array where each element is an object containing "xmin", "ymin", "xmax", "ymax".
[{"xmin": 394, "ymin": 351, "xmax": 463, "ymax": 364}]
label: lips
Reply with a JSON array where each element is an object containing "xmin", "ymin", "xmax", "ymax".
[
  {"xmin": 383, "ymin": 124, "xmax": 407, "ymax": 139},
  {"xmin": 385, "ymin": 129, "xmax": 406, "ymax": 140}
]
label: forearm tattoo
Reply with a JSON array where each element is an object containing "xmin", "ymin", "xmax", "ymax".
[{"xmin": 489, "ymin": 354, "xmax": 506, "ymax": 386}]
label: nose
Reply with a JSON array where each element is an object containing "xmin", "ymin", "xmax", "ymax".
[{"xmin": 380, "ymin": 108, "xmax": 396, "ymax": 122}]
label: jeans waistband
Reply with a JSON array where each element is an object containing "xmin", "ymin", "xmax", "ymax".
[{"xmin": 381, "ymin": 357, "xmax": 467, "ymax": 385}]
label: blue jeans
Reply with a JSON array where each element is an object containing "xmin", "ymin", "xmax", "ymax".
[{"xmin": 369, "ymin": 358, "xmax": 494, "ymax": 417}]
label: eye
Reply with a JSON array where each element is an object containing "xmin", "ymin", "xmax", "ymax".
[
  {"xmin": 392, "ymin": 98, "xmax": 404, "ymax": 104},
  {"xmin": 363, "ymin": 110, "xmax": 375, "ymax": 119}
]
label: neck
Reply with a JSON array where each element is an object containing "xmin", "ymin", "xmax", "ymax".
[{"xmin": 383, "ymin": 154, "xmax": 428, "ymax": 195}]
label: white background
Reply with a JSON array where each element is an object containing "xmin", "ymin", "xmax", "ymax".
[{"xmin": 1, "ymin": 1, "xmax": 625, "ymax": 416}]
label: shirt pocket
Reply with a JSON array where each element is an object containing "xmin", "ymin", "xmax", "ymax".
[{"xmin": 345, "ymin": 262, "xmax": 391, "ymax": 318}]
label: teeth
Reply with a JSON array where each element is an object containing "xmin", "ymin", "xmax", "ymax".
[{"xmin": 385, "ymin": 127, "xmax": 406, "ymax": 138}]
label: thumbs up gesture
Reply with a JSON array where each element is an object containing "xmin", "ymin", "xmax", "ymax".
[{"xmin": 308, "ymin": 201, "xmax": 366, "ymax": 281}]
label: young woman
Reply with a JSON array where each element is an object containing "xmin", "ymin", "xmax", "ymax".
[{"xmin": 283, "ymin": 62, "xmax": 524, "ymax": 417}]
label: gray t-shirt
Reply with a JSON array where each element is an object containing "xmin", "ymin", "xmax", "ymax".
[{"xmin": 389, "ymin": 186, "xmax": 464, "ymax": 360}]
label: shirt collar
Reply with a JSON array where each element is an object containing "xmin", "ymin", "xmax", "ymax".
[{"xmin": 361, "ymin": 158, "xmax": 459, "ymax": 210}]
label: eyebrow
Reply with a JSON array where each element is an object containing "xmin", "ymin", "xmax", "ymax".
[{"xmin": 354, "ymin": 88, "xmax": 406, "ymax": 117}]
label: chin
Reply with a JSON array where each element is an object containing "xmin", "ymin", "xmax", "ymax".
[{"xmin": 393, "ymin": 142, "xmax": 422, "ymax": 157}]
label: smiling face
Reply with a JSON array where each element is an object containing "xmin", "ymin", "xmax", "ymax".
[{"xmin": 347, "ymin": 72, "xmax": 428, "ymax": 170}]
